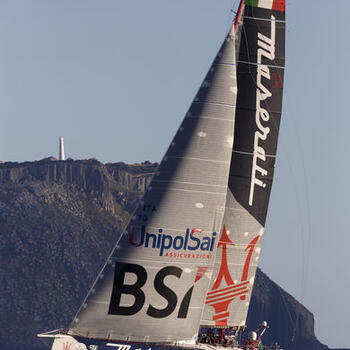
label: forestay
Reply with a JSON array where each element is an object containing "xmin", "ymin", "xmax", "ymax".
[
  {"xmin": 201, "ymin": 0, "xmax": 286, "ymax": 328},
  {"xmin": 68, "ymin": 25, "xmax": 238, "ymax": 343}
]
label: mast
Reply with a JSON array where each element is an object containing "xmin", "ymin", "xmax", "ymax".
[{"xmin": 201, "ymin": 0, "xmax": 286, "ymax": 328}]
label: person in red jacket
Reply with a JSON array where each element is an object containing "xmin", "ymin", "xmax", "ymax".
[{"xmin": 243, "ymin": 331, "xmax": 258, "ymax": 350}]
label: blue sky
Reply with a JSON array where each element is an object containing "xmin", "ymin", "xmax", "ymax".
[{"xmin": 1, "ymin": 0, "xmax": 349, "ymax": 348}]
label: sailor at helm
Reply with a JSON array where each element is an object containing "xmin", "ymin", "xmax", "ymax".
[
  {"xmin": 244, "ymin": 321, "xmax": 269, "ymax": 350},
  {"xmin": 244, "ymin": 331, "xmax": 258, "ymax": 350}
]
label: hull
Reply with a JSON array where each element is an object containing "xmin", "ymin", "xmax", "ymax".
[{"xmin": 38, "ymin": 333, "xmax": 242, "ymax": 350}]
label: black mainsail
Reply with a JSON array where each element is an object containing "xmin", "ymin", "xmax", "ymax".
[{"xmin": 201, "ymin": 0, "xmax": 286, "ymax": 328}]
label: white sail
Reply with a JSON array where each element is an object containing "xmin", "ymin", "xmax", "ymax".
[{"xmin": 68, "ymin": 24, "xmax": 238, "ymax": 344}]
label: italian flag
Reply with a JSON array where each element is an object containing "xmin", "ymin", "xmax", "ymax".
[{"xmin": 245, "ymin": 0, "xmax": 285, "ymax": 11}]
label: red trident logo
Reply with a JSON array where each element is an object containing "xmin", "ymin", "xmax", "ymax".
[
  {"xmin": 62, "ymin": 343, "xmax": 72, "ymax": 350},
  {"xmin": 205, "ymin": 225, "xmax": 260, "ymax": 326}
]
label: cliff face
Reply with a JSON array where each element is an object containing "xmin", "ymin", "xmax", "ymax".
[
  {"xmin": 247, "ymin": 270, "xmax": 326, "ymax": 350},
  {"xmin": 0, "ymin": 160, "xmax": 327, "ymax": 350},
  {"xmin": 0, "ymin": 159, "xmax": 157, "ymax": 215}
]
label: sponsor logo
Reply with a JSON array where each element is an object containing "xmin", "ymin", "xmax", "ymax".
[
  {"xmin": 62, "ymin": 343, "xmax": 72, "ymax": 350},
  {"xmin": 249, "ymin": 15, "xmax": 276, "ymax": 206},
  {"xmin": 106, "ymin": 344, "xmax": 131, "ymax": 350},
  {"xmin": 109, "ymin": 263, "xmax": 206, "ymax": 319},
  {"xmin": 272, "ymin": 72, "xmax": 283, "ymax": 88},
  {"xmin": 89, "ymin": 346, "xmax": 98, "ymax": 350},
  {"xmin": 205, "ymin": 225, "xmax": 261, "ymax": 326},
  {"xmin": 129, "ymin": 225, "xmax": 216, "ymax": 257},
  {"xmin": 164, "ymin": 252, "xmax": 212, "ymax": 260}
]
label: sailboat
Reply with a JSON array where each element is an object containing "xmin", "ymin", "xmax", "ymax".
[{"xmin": 38, "ymin": 0, "xmax": 285, "ymax": 349}]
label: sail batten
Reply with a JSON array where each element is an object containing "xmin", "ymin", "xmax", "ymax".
[{"xmin": 193, "ymin": 102, "xmax": 236, "ymax": 108}]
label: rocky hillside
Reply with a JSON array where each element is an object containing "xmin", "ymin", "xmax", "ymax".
[
  {"xmin": 0, "ymin": 159, "xmax": 328, "ymax": 350},
  {"xmin": 247, "ymin": 270, "xmax": 325, "ymax": 350}
]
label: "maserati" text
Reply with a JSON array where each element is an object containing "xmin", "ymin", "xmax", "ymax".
[{"xmin": 249, "ymin": 15, "xmax": 276, "ymax": 206}]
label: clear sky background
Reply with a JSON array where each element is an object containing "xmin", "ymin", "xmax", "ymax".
[{"xmin": 0, "ymin": 0, "xmax": 349, "ymax": 348}]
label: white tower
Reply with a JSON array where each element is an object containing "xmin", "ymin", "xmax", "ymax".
[{"xmin": 59, "ymin": 136, "xmax": 65, "ymax": 160}]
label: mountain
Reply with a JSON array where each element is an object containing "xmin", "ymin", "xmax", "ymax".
[{"xmin": 0, "ymin": 159, "xmax": 332, "ymax": 350}]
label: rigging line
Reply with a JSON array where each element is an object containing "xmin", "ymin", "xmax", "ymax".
[
  {"xmin": 226, "ymin": 0, "xmax": 240, "ymax": 34},
  {"xmin": 241, "ymin": 16, "xmax": 252, "ymax": 77},
  {"xmin": 244, "ymin": 15, "xmax": 285, "ymax": 23},
  {"xmin": 276, "ymin": 284, "xmax": 297, "ymax": 343},
  {"xmin": 238, "ymin": 59, "xmax": 285, "ymax": 69},
  {"xmin": 271, "ymin": 130, "xmax": 306, "ymax": 341},
  {"xmin": 286, "ymin": 106, "xmax": 312, "ymax": 304}
]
